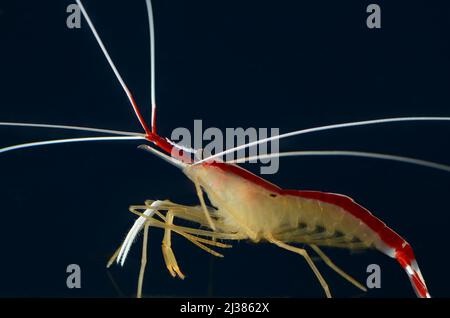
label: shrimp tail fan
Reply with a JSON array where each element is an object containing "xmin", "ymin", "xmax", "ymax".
[{"xmin": 395, "ymin": 244, "xmax": 430, "ymax": 298}]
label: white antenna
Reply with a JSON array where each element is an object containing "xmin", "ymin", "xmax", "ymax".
[
  {"xmin": 0, "ymin": 136, "xmax": 146, "ymax": 154},
  {"xmin": 76, "ymin": 0, "xmax": 151, "ymax": 135},
  {"xmin": 195, "ymin": 117, "xmax": 450, "ymax": 165},
  {"xmin": 229, "ymin": 150, "xmax": 450, "ymax": 173},
  {"xmin": 145, "ymin": 0, "xmax": 157, "ymax": 132},
  {"xmin": 0, "ymin": 122, "xmax": 143, "ymax": 136}
]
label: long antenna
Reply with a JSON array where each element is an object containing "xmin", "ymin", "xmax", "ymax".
[
  {"xmin": 0, "ymin": 122, "xmax": 143, "ymax": 136},
  {"xmin": 145, "ymin": 0, "xmax": 157, "ymax": 133},
  {"xmin": 228, "ymin": 150, "xmax": 450, "ymax": 173},
  {"xmin": 0, "ymin": 135, "xmax": 146, "ymax": 154},
  {"xmin": 76, "ymin": 0, "xmax": 151, "ymax": 136},
  {"xmin": 195, "ymin": 117, "xmax": 450, "ymax": 165}
]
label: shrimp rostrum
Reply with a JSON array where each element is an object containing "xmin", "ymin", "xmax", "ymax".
[{"xmin": 2, "ymin": 0, "xmax": 450, "ymax": 298}]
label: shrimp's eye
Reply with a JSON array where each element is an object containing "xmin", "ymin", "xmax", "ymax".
[{"xmin": 270, "ymin": 193, "xmax": 277, "ymax": 198}]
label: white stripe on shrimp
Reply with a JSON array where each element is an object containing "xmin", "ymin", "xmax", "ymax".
[{"xmin": 117, "ymin": 200, "xmax": 165, "ymax": 266}]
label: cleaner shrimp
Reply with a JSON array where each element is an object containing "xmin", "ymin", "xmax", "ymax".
[{"xmin": 1, "ymin": 1, "xmax": 450, "ymax": 298}]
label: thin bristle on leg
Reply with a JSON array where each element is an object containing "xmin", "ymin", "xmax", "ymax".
[
  {"xmin": 310, "ymin": 244, "xmax": 367, "ymax": 292},
  {"xmin": 267, "ymin": 234, "xmax": 332, "ymax": 298}
]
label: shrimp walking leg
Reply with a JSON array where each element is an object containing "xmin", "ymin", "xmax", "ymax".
[
  {"xmin": 129, "ymin": 204, "xmax": 241, "ymax": 297},
  {"xmin": 144, "ymin": 200, "xmax": 217, "ymax": 228},
  {"xmin": 161, "ymin": 210, "xmax": 185, "ymax": 279},
  {"xmin": 130, "ymin": 204, "xmax": 244, "ymax": 241},
  {"xmin": 267, "ymin": 234, "xmax": 332, "ymax": 298},
  {"xmin": 194, "ymin": 178, "xmax": 217, "ymax": 231},
  {"xmin": 309, "ymin": 244, "xmax": 366, "ymax": 292},
  {"xmin": 151, "ymin": 208, "xmax": 234, "ymax": 257},
  {"xmin": 108, "ymin": 200, "xmax": 240, "ymax": 275},
  {"xmin": 107, "ymin": 244, "xmax": 122, "ymax": 268},
  {"xmin": 137, "ymin": 222, "xmax": 150, "ymax": 298},
  {"xmin": 137, "ymin": 205, "xmax": 237, "ymax": 252}
]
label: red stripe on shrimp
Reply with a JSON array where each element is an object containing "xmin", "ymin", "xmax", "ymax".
[{"xmin": 206, "ymin": 161, "xmax": 430, "ymax": 297}]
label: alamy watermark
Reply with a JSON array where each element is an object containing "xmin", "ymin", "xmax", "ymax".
[
  {"xmin": 66, "ymin": 4, "xmax": 81, "ymax": 29},
  {"xmin": 67, "ymin": 3, "xmax": 382, "ymax": 30},
  {"xmin": 366, "ymin": 263, "xmax": 381, "ymax": 289},
  {"xmin": 366, "ymin": 4, "xmax": 381, "ymax": 29},
  {"xmin": 66, "ymin": 264, "xmax": 81, "ymax": 289},
  {"xmin": 171, "ymin": 120, "xmax": 280, "ymax": 174}
]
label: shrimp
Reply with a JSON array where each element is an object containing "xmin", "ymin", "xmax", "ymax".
[
  {"xmin": 1, "ymin": 0, "xmax": 450, "ymax": 298},
  {"xmin": 109, "ymin": 143, "xmax": 436, "ymax": 299}
]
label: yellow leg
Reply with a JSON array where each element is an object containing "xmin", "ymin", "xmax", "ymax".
[
  {"xmin": 107, "ymin": 200, "xmax": 244, "ymax": 298},
  {"xmin": 194, "ymin": 178, "xmax": 217, "ymax": 231},
  {"xmin": 107, "ymin": 244, "xmax": 122, "ymax": 268},
  {"xmin": 137, "ymin": 222, "xmax": 150, "ymax": 298},
  {"xmin": 153, "ymin": 209, "xmax": 232, "ymax": 257},
  {"xmin": 129, "ymin": 207, "xmax": 244, "ymax": 240},
  {"xmin": 267, "ymin": 234, "xmax": 332, "ymax": 298},
  {"xmin": 309, "ymin": 244, "xmax": 367, "ymax": 292},
  {"xmin": 108, "ymin": 201, "xmax": 243, "ymax": 268},
  {"xmin": 162, "ymin": 211, "xmax": 185, "ymax": 279}
]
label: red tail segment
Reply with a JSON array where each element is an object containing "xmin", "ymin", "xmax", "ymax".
[{"xmin": 395, "ymin": 244, "xmax": 430, "ymax": 298}]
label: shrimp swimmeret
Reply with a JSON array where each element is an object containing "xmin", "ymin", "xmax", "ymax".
[{"xmin": 2, "ymin": 0, "xmax": 450, "ymax": 298}]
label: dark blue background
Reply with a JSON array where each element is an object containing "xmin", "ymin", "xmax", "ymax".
[{"xmin": 0, "ymin": 0, "xmax": 449, "ymax": 297}]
